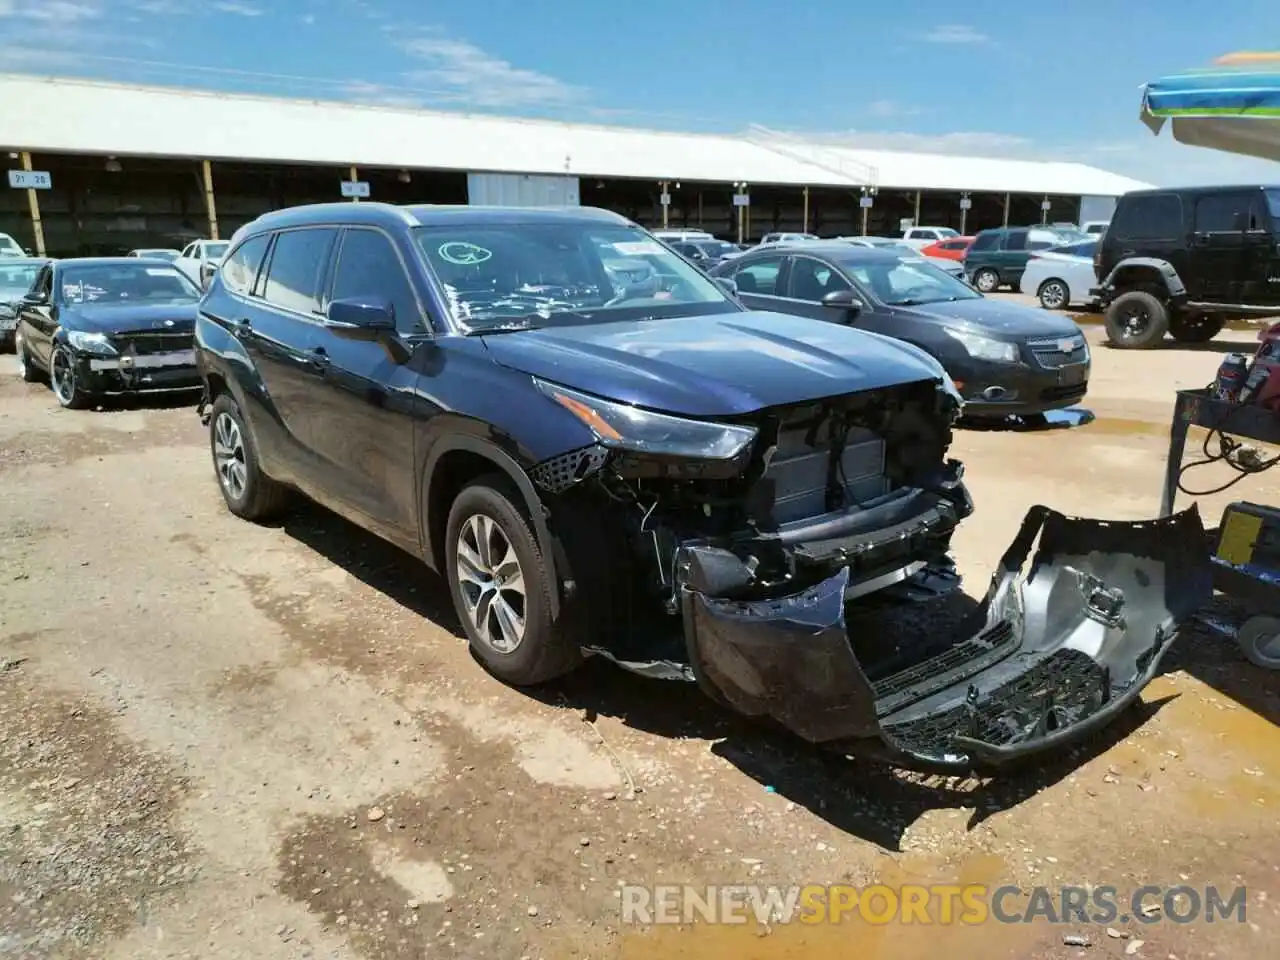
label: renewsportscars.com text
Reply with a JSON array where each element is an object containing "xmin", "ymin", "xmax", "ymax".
[{"xmin": 620, "ymin": 883, "xmax": 1247, "ymax": 926}]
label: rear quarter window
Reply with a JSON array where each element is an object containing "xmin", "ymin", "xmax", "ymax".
[
  {"xmin": 969, "ymin": 231, "xmax": 1000, "ymax": 252},
  {"xmin": 1112, "ymin": 194, "xmax": 1183, "ymax": 241}
]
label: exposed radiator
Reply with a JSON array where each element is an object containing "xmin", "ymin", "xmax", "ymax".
[{"xmin": 765, "ymin": 422, "xmax": 888, "ymax": 524}]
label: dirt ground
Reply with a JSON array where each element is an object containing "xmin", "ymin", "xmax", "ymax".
[{"xmin": 2, "ymin": 316, "xmax": 1278, "ymax": 960}]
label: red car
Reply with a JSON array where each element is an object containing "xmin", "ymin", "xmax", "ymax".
[{"xmin": 920, "ymin": 236, "xmax": 974, "ymax": 261}]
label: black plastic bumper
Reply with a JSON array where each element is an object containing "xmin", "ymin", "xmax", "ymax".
[
  {"xmin": 73, "ymin": 351, "xmax": 201, "ymax": 395},
  {"xmin": 681, "ymin": 503, "xmax": 1212, "ymax": 771}
]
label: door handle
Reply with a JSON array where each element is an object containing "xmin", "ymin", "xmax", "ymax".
[{"xmin": 233, "ymin": 318, "xmax": 253, "ymax": 339}]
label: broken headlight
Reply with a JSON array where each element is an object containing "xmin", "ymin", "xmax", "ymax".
[
  {"xmin": 66, "ymin": 330, "xmax": 117, "ymax": 356},
  {"xmin": 533, "ymin": 378, "xmax": 757, "ymax": 460}
]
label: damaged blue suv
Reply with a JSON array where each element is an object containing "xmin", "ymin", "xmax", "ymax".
[{"xmin": 194, "ymin": 203, "xmax": 1210, "ymax": 771}]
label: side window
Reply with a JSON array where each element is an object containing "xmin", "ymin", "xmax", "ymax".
[
  {"xmin": 330, "ymin": 228, "xmax": 425, "ymax": 333},
  {"xmin": 732, "ymin": 256, "xmax": 784, "ymax": 295},
  {"xmin": 1003, "ymin": 230, "xmax": 1029, "ymax": 252},
  {"xmin": 789, "ymin": 257, "xmax": 851, "ymax": 301},
  {"xmin": 262, "ymin": 227, "xmax": 338, "ymax": 315},
  {"xmin": 221, "ymin": 234, "xmax": 270, "ymax": 297},
  {"xmin": 1194, "ymin": 193, "xmax": 1252, "ymax": 233},
  {"xmin": 179, "ymin": 243, "xmax": 193, "ymax": 259},
  {"xmin": 969, "ymin": 231, "xmax": 1000, "ymax": 252},
  {"xmin": 1112, "ymin": 195, "xmax": 1182, "ymax": 240}
]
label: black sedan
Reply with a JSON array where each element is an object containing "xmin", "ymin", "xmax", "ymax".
[
  {"xmin": 0, "ymin": 257, "xmax": 49, "ymax": 351},
  {"xmin": 710, "ymin": 243, "xmax": 1089, "ymax": 419},
  {"xmin": 666, "ymin": 238, "xmax": 745, "ymax": 272},
  {"xmin": 14, "ymin": 258, "xmax": 203, "ymax": 409}
]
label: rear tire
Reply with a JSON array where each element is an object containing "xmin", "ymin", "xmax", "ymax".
[
  {"xmin": 14, "ymin": 328, "xmax": 41, "ymax": 383},
  {"xmin": 973, "ymin": 268, "xmax": 1000, "ymax": 293},
  {"xmin": 445, "ymin": 475, "xmax": 582, "ymax": 686},
  {"xmin": 1169, "ymin": 315, "xmax": 1225, "ymax": 343},
  {"xmin": 1037, "ymin": 279, "xmax": 1070, "ymax": 310},
  {"xmin": 209, "ymin": 392, "xmax": 290, "ymax": 521},
  {"xmin": 1104, "ymin": 289, "xmax": 1169, "ymax": 349}
]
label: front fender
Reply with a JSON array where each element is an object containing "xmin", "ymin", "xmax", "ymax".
[
  {"xmin": 1100, "ymin": 258, "xmax": 1187, "ymax": 298},
  {"xmin": 420, "ymin": 433, "xmax": 562, "ymax": 619}
]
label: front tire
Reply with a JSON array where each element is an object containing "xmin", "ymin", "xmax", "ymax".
[
  {"xmin": 50, "ymin": 344, "xmax": 91, "ymax": 409},
  {"xmin": 445, "ymin": 476, "xmax": 581, "ymax": 686},
  {"xmin": 973, "ymin": 268, "xmax": 1000, "ymax": 293},
  {"xmin": 209, "ymin": 392, "xmax": 289, "ymax": 521},
  {"xmin": 1169, "ymin": 315, "xmax": 1225, "ymax": 343},
  {"xmin": 1037, "ymin": 279, "xmax": 1069, "ymax": 310},
  {"xmin": 1104, "ymin": 289, "xmax": 1169, "ymax": 349}
]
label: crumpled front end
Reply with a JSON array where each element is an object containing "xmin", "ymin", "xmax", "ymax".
[{"xmin": 682, "ymin": 504, "xmax": 1213, "ymax": 770}]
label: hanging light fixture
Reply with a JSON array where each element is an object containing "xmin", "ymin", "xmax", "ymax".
[
  {"xmin": 104, "ymin": 156, "xmax": 122, "ymax": 173},
  {"xmin": 397, "ymin": 169, "xmax": 411, "ymax": 183}
]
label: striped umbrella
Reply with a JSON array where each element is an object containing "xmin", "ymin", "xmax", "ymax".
[{"xmin": 1142, "ymin": 52, "xmax": 1280, "ymax": 161}]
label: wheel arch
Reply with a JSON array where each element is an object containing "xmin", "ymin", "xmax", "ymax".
[
  {"xmin": 422, "ymin": 436, "xmax": 562, "ymax": 618},
  {"xmin": 1101, "ymin": 257, "xmax": 1187, "ymax": 300}
]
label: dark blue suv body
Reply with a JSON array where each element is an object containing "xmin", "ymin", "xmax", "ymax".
[{"xmin": 192, "ymin": 202, "xmax": 1210, "ymax": 772}]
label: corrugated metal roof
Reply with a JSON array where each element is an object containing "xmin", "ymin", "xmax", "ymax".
[{"xmin": 0, "ymin": 74, "xmax": 1151, "ymax": 196}]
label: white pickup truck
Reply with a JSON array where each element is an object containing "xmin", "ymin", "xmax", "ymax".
[
  {"xmin": 898, "ymin": 226, "xmax": 961, "ymax": 250},
  {"xmin": 174, "ymin": 239, "xmax": 230, "ymax": 290}
]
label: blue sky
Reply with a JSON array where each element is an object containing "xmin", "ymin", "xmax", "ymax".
[{"xmin": 2, "ymin": 0, "xmax": 1278, "ymax": 186}]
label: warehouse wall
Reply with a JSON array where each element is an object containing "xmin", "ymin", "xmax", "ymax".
[{"xmin": 466, "ymin": 173, "xmax": 580, "ymax": 206}]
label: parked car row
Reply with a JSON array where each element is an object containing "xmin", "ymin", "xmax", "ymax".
[{"xmin": 7, "ymin": 202, "xmax": 1147, "ymax": 774}]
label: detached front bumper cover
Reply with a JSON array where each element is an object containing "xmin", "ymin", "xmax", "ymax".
[{"xmin": 682, "ymin": 504, "xmax": 1212, "ymax": 771}]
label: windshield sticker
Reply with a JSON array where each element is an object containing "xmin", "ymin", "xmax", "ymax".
[
  {"xmin": 145, "ymin": 267, "xmax": 173, "ymax": 276},
  {"xmin": 437, "ymin": 241, "xmax": 492, "ymax": 266},
  {"xmin": 612, "ymin": 241, "xmax": 664, "ymax": 257}
]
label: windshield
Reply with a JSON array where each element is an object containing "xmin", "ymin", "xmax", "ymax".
[
  {"xmin": 692, "ymin": 240, "xmax": 740, "ymax": 258},
  {"xmin": 0, "ymin": 235, "xmax": 23, "ymax": 255},
  {"xmin": 59, "ymin": 263, "xmax": 202, "ymax": 305},
  {"xmin": 205, "ymin": 242, "xmax": 230, "ymax": 259},
  {"xmin": 934, "ymin": 228, "xmax": 960, "ymax": 239},
  {"xmin": 844, "ymin": 256, "xmax": 981, "ymax": 307},
  {"xmin": 413, "ymin": 223, "xmax": 736, "ymax": 332},
  {"xmin": 0, "ymin": 262, "xmax": 40, "ymax": 297}
]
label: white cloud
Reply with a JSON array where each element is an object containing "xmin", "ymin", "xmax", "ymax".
[
  {"xmin": 1, "ymin": 0, "xmax": 100, "ymax": 21},
  {"xmin": 214, "ymin": 1, "xmax": 262, "ymax": 15},
  {"xmin": 302, "ymin": 13, "xmax": 314, "ymax": 25},
  {"xmin": 866, "ymin": 99, "xmax": 921, "ymax": 119},
  {"xmin": 397, "ymin": 32, "xmax": 583, "ymax": 108},
  {"xmin": 921, "ymin": 24, "xmax": 989, "ymax": 44}
]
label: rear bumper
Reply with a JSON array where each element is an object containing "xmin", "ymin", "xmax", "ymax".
[{"xmin": 681, "ymin": 504, "xmax": 1212, "ymax": 771}]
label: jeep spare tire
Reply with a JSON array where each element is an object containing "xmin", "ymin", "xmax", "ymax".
[
  {"xmin": 1169, "ymin": 315, "xmax": 1225, "ymax": 343},
  {"xmin": 1105, "ymin": 290, "xmax": 1169, "ymax": 349}
]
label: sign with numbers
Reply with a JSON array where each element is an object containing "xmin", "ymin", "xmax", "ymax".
[{"xmin": 8, "ymin": 170, "xmax": 51, "ymax": 190}]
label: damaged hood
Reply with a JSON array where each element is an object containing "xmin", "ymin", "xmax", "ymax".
[{"xmin": 481, "ymin": 311, "xmax": 944, "ymax": 417}]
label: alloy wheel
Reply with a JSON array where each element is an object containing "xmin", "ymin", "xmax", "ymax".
[
  {"xmin": 975, "ymin": 270, "xmax": 998, "ymax": 293},
  {"xmin": 1040, "ymin": 281, "xmax": 1067, "ymax": 310},
  {"xmin": 455, "ymin": 513, "xmax": 527, "ymax": 654},
  {"xmin": 51, "ymin": 348, "xmax": 75, "ymax": 405},
  {"xmin": 1118, "ymin": 303, "xmax": 1151, "ymax": 339},
  {"xmin": 213, "ymin": 411, "xmax": 248, "ymax": 501}
]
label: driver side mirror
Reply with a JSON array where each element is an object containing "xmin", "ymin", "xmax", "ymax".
[
  {"xmin": 326, "ymin": 296, "xmax": 396, "ymax": 340},
  {"xmin": 22, "ymin": 291, "xmax": 47, "ymax": 306},
  {"xmin": 714, "ymin": 276, "xmax": 739, "ymax": 296},
  {"xmin": 822, "ymin": 288, "xmax": 864, "ymax": 315}
]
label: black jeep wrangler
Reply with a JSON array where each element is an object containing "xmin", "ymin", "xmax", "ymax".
[{"xmin": 1092, "ymin": 185, "xmax": 1280, "ymax": 348}]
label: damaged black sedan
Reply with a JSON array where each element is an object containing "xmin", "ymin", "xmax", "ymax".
[{"xmin": 195, "ymin": 203, "xmax": 1212, "ymax": 771}]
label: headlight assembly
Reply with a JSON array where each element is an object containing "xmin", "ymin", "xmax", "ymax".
[
  {"xmin": 66, "ymin": 331, "xmax": 117, "ymax": 356},
  {"xmin": 534, "ymin": 378, "xmax": 757, "ymax": 460},
  {"xmin": 941, "ymin": 328, "xmax": 1019, "ymax": 363}
]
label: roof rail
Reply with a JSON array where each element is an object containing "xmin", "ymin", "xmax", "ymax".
[{"xmin": 744, "ymin": 124, "xmax": 880, "ymax": 188}]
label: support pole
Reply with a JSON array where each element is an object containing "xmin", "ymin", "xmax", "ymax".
[
  {"xmin": 697, "ymin": 190, "xmax": 703, "ymax": 227},
  {"xmin": 660, "ymin": 180, "xmax": 669, "ymax": 228},
  {"xmin": 913, "ymin": 189, "xmax": 921, "ymax": 226},
  {"xmin": 1002, "ymin": 192, "xmax": 1011, "ymax": 228},
  {"xmin": 201, "ymin": 159, "xmax": 219, "ymax": 240},
  {"xmin": 20, "ymin": 152, "xmax": 45, "ymax": 257},
  {"xmin": 959, "ymin": 193, "xmax": 969, "ymax": 236},
  {"xmin": 802, "ymin": 186, "xmax": 810, "ymax": 233},
  {"xmin": 350, "ymin": 164, "xmax": 360, "ymax": 203},
  {"xmin": 1041, "ymin": 194, "xmax": 1049, "ymax": 225}
]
